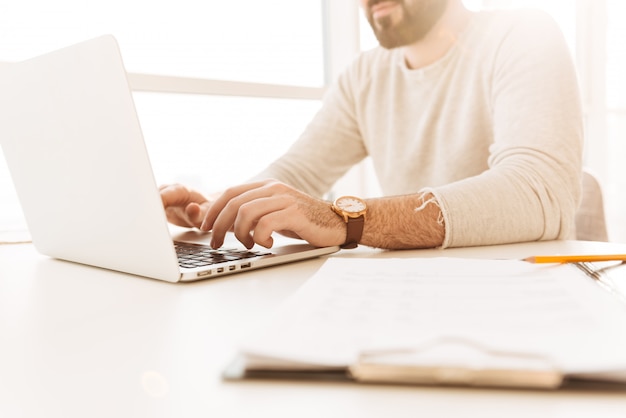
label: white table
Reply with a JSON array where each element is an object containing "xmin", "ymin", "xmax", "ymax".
[{"xmin": 2, "ymin": 238, "xmax": 626, "ymax": 418}]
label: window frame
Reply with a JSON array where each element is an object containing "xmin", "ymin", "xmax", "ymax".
[
  {"xmin": 0, "ymin": 2, "xmax": 363, "ymax": 236},
  {"xmin": 576, "ymin": 0, "xmax": 608, "ymax": 180}
]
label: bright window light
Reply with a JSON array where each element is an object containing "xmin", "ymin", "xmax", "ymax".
[{"xmin": 0, "ymin": 0, "xmax": 325, "ymax": 234}]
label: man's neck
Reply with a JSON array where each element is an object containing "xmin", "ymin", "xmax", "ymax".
[{"xmin": 402, "ymin": 2, "xmax": 473, "ymax": 70}]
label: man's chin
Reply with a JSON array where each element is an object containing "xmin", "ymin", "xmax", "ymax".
[{"xmin": 373, "ymin": 31, "xmax": 404, "ymax": 49}]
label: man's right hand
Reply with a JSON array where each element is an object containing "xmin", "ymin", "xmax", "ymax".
[{"xmin": 159, "ymin": 183, "xmax": 211, "ymax": 229}]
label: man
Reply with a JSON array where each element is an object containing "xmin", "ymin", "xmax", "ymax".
[{"xmin": 160, "ymin": 0, "xmax": 583, "ymax": 251}]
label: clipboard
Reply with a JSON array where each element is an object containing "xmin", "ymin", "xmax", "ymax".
[
  {"xmin": 223, "ymin": 257, "xmax": 626, "ymax": 390},
  {"xmin": 348, "ymin": 337, "xmax": 563, "ymax": 389},
  {"xmin": 224, "ymin": 336, "xmax": 563, "ymax": 389}
]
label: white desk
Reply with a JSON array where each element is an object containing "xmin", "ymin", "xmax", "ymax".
[{"xmin": 2, "ymin": 239, "xmax": 626, "ymax": 418}]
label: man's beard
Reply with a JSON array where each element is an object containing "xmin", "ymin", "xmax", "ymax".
[{"xmin": 365, "ymin": 0, "xmax": 449, "ymax": 49}]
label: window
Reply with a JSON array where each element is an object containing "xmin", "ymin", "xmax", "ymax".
[
  {"xmin": 0, "ymin": 0, "xmax": 347, "ymax": 238},
  {"xmin": 0, "ymin": 1, "xmax": 325, "ymax": 85},
  {"xmin": 133, "ymin": 93, "xmax": 322, "ymax": 191},
  {"xmin": 2, "ymin": 1, "xmax": 625, "ymax": 243},
  {"xmin": 606, "ymin": 0, "xmax": 626, "ymax": 242}
]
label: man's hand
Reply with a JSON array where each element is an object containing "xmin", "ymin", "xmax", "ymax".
[
  {"xmin": 159, "ymin": 183, "xmax": 211, "ymax": 229},
  {"xmin": 199, "ymin": 179, "xmax": 345, "ymax": 249},
  {"xmin": 160, "ymin": 180, "xmax": 446, "ymax": 250}
]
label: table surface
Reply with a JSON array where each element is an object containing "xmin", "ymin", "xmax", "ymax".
[{"xmin": 3, "ymin": 237, "xmax": 626, "ymax": 418}]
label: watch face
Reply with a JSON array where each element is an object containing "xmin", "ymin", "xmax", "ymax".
[{"xmin": 336, "ymin": 196, "xmax": 366, "ymax": 213}]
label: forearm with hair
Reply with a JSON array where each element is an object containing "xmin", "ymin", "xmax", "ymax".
[{"xmin": 360, "ymin": 193, "xmax": 445, "ymax": 250}]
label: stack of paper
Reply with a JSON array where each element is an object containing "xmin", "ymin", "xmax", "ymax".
[{"xmin": 225, "ymin": 257, "xmax": 626, "ymax": 389}]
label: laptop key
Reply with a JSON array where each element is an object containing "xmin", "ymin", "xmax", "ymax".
[{"xmin": 174, "ymin": 241, "xmax": 271, "ymax": 268}]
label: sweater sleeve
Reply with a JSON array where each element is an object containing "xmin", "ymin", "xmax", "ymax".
[
  {"xmin": 432, "ymin": 11, "xmax": 583, "ymax": 248},
  {"xmin": 249, "ymin": 63, "xmax": 368, "ymax": 198}
]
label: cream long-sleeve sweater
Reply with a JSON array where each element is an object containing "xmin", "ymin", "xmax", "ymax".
[{"xmin": 254, "ymin": 10, "xmax": 584, "ymax": 248}]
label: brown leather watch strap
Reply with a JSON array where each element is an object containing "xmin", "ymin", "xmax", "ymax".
[{"xmin": 341, "ymin": 215, "xmax": 365, "ymax": 249}]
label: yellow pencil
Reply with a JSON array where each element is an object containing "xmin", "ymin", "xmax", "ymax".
[{"xmin": 524, "ymin": 254, "xmax": 626, "ymax": 264}]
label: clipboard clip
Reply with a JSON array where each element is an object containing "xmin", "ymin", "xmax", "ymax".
[{"xmin": 348, "ymin": 337, "xmax": 563, "ymax": 389}]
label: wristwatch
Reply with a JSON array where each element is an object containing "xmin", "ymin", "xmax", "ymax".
[{"xmin": 331, "ymin": 195, "xmax": 367, "ymax": 249}]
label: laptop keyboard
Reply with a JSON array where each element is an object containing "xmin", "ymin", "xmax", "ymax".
[{"xmin": 174, "ymin": 241, "xmax": 271, "ymax": 269}]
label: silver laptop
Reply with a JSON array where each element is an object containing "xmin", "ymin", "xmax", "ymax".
[{"xmin": 0, "ymin": 35, "xmax": 339, "ymax": 283}]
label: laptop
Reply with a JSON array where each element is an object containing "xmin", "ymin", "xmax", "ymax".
[{"xmin": 0, "ymin": 35, "xmax": 339, "ymax": 283}]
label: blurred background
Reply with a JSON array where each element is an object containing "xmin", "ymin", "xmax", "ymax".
[{"xmin": 0, "ymin": 0, "xmax": 624, "ymax": 242}]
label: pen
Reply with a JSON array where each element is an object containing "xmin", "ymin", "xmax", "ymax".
[{"xmin": 523, "ymin": 254, "xmax": 626, "ymax": 264}]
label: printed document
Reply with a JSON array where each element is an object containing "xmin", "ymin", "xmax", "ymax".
[{"xmin": 238, "ymin": 257, "xmax": 626, "ymax": 381}]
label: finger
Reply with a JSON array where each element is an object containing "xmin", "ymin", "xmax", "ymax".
[
  {"xmin": 164, "ymin": 206, "xmax": 191, "ymax": 228},
  {"xmin": 160, "ymin": 184, "xmax": 186, "ymax": 208},
  {"xmin": 208, "ymin": 196, "xmax": 243, "ymax": 248},
  {"xmin": 252, "ymin": 209, "xmax": 296, "ymax": 248},
  {"xmin": 208, "ymin": 187, "xmax": 283, "ymax": 248},
  {"xmin": 185, "ymin": 202, "xmax": 204, "ymax": 228},
  {"xmin": 160, "ymin": 186, "xmax": 190, "ymax": 227},
  {"xmin": 200, "ymin": 180, "xmax": 274, "ymax": 232},
  {"xmin": 161, "ymin": 184, "xmax": 208, "ymax": 208},
  {"xmin": 232, "ymin": 196, "xmax": 291, "ymax": 249},
  {"xmin": 254, "ymin": 201, "xmax": 344, "ymax": 248},
  {"xmin": 160, "ymin": 184, "xmax": 210, "ymax": 227}
]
